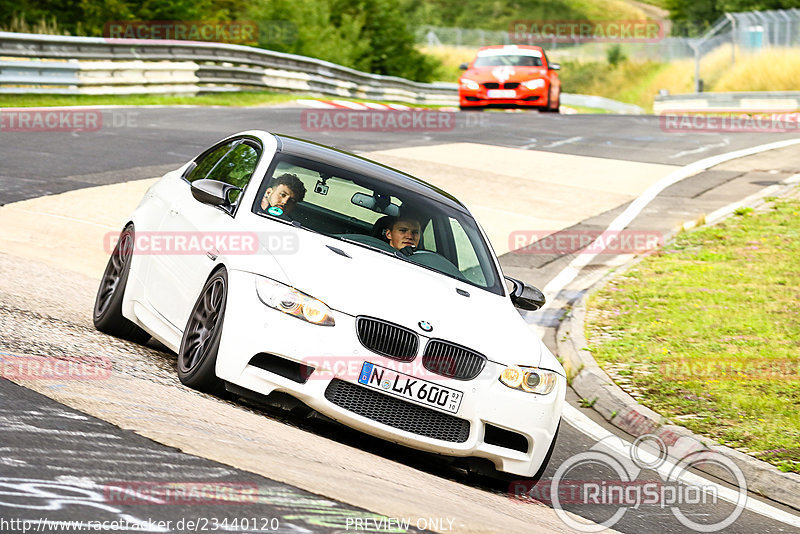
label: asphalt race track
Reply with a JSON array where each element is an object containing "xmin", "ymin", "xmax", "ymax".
[{"xmin": 1, "ymin": 106, "xmax": 799, "ymax": 533}]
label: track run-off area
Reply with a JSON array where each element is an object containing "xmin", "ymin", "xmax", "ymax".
[{"xmin": 0, "ymin": 106, "xmax": 799, "ymax": 533}]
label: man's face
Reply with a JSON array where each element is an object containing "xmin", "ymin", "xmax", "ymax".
[
  {"xmin": 262, "ymin": 184, "xmax": 298, "ymax": 214},
  {"xmin": 385, "ymin": 219, "xmax": 421, "ymax": 250}
]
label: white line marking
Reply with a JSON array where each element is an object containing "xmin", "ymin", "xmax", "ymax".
[
  {"xmin": 544, "ymin": 136, "xmax": 583, "ymax": 148},
  {"xmin": 562, "ymin": 405, "xmax": 800, "ymax": 527},
  {"xmin": 330, "ymin": 100, "xmax": 368, "ymax": 110},
  {"xmin": 669, "ymin": 138, "xmax": 730, "ymax": 159},
  {"xmin": 387, "ymin": 103, "xmax": 411, "ymax": 110},
  {"xmin": 294, "ymin": 99, "xmax": 336, "ymax": 109},
  {"xmin": 362, "ymin": 102, "xmax": 390, "ymax": 110}
]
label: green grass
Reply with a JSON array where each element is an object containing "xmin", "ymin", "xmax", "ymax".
[
  {"xmin": 0, "ymin": 92, "xmax": 452, "ymax": 109},
  {"xmin": 0, "ymin": 92, "xmax": 300, "ymax": 108},
  {"xmin": 586, "ymin": 193, "xmax": 800, "ymax": 473}
]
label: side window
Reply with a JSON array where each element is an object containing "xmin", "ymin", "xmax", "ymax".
[
  {"xmin": 205, "ymin": 142, "xmax": 260, "ymax": 204},
  {"xmin": 185, "ymin": 141, "xmax": 237, "ymax": 183},
  {"xmin": 449, "ymin": 217, "xmax": 487, "ymax": 286},
  {"xmin": 422, "ymin": 219, "xmax": 437, "ymax": 252}
]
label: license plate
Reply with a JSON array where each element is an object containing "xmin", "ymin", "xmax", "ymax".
[
  {"xmin": 358, "ymin": 362, "xmax": 463, "ymax": 414},
  {"xmin": 487, "ymin": 89, "xmax": 516, "ymax": 98}
]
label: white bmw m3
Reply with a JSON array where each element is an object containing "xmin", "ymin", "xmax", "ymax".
[{"xmin": 94, "ymin": 131, "xmax": 565, "ymax": 479}]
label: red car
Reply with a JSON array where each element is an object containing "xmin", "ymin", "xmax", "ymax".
[{"xmin": 458, "ymin": 45, "xmax": 561, "ymax": 112}]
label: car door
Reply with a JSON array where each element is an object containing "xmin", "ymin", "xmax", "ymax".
[{"xmin": 147, "ymin": 138, "xmax": 261, "ymax": 330}]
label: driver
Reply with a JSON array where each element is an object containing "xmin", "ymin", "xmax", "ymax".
[
  {"xmin": 383, "ymin": 215, "xmax": 421, "ymax": 251},
  {"xmin": 260, "ymin": 173, "xmax": 306, "ymax": 217}
]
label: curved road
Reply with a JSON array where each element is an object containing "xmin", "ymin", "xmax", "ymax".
[{"xmin": 0, "ymin": 107, "xmax": 798, "ymax": 533}]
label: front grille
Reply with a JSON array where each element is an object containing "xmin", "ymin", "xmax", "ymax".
[
  {"xmin": 356, "ymin": 316, "xmax": 418, "ymax": 362},
  {"xmin": 325, "ymin": 379, "xmax": 470, "ymax": 443},
  {"xmin": 483, "ymin": 82, "xmax": 500, "ymax": 89},
  {"xmin": 504, "ymin": 82, "xmax": 520, "ymax": 89},
  {"xmin": 422, "ymin": 340, "xmax": 487, "ymax": 381}
]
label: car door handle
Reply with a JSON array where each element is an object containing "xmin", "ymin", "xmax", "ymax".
[{"xmin": 206, "ymin": 248, "xmax": 219, "ymax": 261}]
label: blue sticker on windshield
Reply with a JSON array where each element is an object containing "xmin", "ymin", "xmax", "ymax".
[{"xmin": 267, "ymin": 206, "xmax": 284, "ymax": 216}]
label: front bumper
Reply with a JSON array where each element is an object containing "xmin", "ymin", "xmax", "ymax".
[
  {"xmin": 216, "ymin": 270, "xmax": 565, "ymax": 477},
  {"xmin": 459, "ymin": 86, "xmax": 547, "ymax": 109}
]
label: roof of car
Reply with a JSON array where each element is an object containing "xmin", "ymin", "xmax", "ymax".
[
  {"xmin": 272, "ymin": 133, "xmax": 469, "ymax": 213},
  {"xmin": 476, "ymin": 45, "xmax": 543, "ymax": 57}
]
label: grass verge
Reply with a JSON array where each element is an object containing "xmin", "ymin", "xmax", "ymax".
[
  {"xmin": 585, "ymin": 192, "xmax": 800, "ymax": 473},
  {"xmin": 0, "ymin": 92, "xmax": 301, "ymax": 108},
  {"xmin": 0, "ymin": 92, "xmax": 454, "ymax": 109}
]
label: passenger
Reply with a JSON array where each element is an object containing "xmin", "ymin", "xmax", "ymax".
[{"xmin": 260, "ymin": 173, "xmax": 306, "ymax": 217}]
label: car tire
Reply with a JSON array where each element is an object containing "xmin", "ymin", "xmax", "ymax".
[
  {"xmin": 177, "ymin": 267, "xmax": 228, "ymax": 393},
  {"xmin": 93, "ymin": 224, "xmax": 151, "ymax": 344},
  {"xmin": 530, "ymin": 419, "xmax": 561, "ymax": 481},
  {"xmin": 542, "ymin": 87, "xmax": 560, "ymax": 113}
]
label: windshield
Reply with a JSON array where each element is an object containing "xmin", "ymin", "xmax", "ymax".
[
  {"xmin": 473, "ymin": 54, "xmax": 543, "ymax": 67},
  {"xmin": 252, "ymin": 153, "xmax": 504, "ymax": 295}
]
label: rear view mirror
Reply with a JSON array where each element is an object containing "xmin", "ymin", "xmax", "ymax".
[
  {"xmin": 459, "ymin": 62, "xmax": 469, "ymax": 70},
  {"xmin": 549, "ymin": 63, "xmax": 561, "ymax": 70},
  {"xmin": 351, "ymin": 192, "xmax": 400, "ymax": 215},
  {"xmin": 504, "ymin": 276, "xmax": 546, "ymax": 311}
]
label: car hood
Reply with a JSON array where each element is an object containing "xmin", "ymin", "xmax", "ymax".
[
  {"xmin": 255, "ymin": 229, "xmax": 556, "ymax": 370},
  {"xmin": 463, "ymin": 66, "xmax": 549, "ymax": 83}
]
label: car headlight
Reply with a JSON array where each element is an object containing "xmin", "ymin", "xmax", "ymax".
[
  {"xmin": 255, "ymin": 277, "xmax": 334, "ymax": 326},
  {"xmin": 522, "ymin": 79, "xmax": 546, "ymax": 90},
  {"xmin": 460, "ymin": 78, "xmax": 480, "ymax": 90},
  {"xmin": 500, "ymin": 366, "xmax": 558, "ymax": 395}
]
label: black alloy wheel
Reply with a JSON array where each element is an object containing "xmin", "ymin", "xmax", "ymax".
[{"xmin": 177, "ymin": 268, "xmax": 228, "ymax": 393}]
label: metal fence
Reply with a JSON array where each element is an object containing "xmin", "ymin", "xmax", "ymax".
[{"xmin": 415, "ymin": 8, "xmax": 800, "ymax": 63}]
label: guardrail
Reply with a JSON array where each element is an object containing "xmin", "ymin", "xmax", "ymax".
[
  {"xmin": 0, "ymin": 31, "xmax": 459, "ymax": 105},
  {"xmin": 654, "ymin": 91, "xmax": 800, "ymax": 114},
  {"xmin": 1, "ymin": 31, "xmax": 653, "ymax": 113}
]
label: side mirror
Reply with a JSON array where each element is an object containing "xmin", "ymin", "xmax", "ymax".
[
  {"xmin": 459, "ymin": 62, "xmax": 469, "ymax": 70},
  {"xmin": 505, "ymin": 276, "xmax": 546, "ymax": 311},
  {"xmin": 190, "ymin": 179, "xmax": 240, "ymax": 208},
  {"xmin": 549, "ymin": 63, "xmax": 561, "ymax": 70}
]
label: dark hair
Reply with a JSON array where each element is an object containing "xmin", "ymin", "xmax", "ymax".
[{"xmin": 272, "ymin": 173, "xmax": 306, "ymax": 202}]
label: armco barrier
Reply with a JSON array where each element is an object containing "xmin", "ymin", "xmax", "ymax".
[
  {"xmin": 0, "ymin": 31, "xmax": 458, "ymax": 105},
  {"xmin": 0, "ymin": 31, "xmax": 665, "ymax": 112},
  {"xmin": 654, "ymin": 91, "xmax": 800, "ymax": 114}
]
